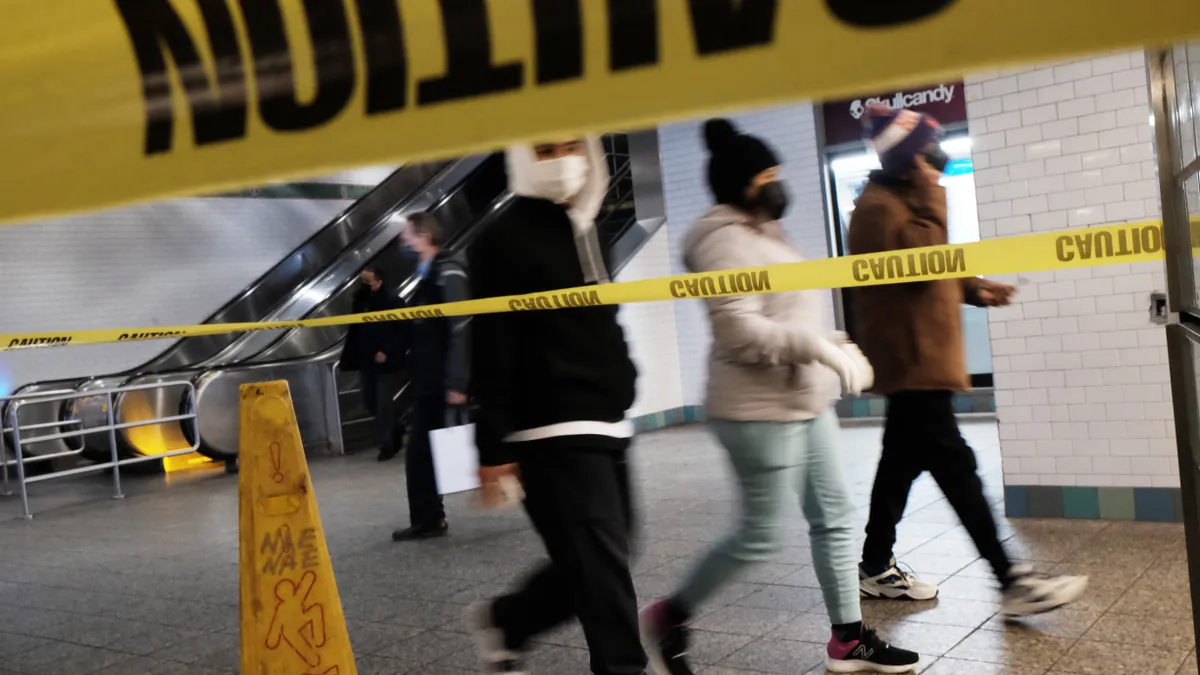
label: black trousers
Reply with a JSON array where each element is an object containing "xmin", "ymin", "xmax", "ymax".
[
  {"xmin": 405, "ymin": 394, "xmax": 447, "ymax": 527},
  {"xmin": 862, "ymin": 390, "xmax": 1013, "ymax": 583},
  {"xmin": 360, "ymin": 370, "xmax": 398, "ymax": 454},
  {"xmin": 492, "ymin": 439, "xmax": 646, "ymax": 675}
]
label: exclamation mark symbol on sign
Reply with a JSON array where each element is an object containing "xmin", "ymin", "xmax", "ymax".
[{"xmin": 269, "ymin": 441, "xmax": 284, "ymax": 483}]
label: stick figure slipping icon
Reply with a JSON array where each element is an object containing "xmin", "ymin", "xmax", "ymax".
[{"xmin": 265, "ymin": 571, "xmax": 327, "ymax": 667}]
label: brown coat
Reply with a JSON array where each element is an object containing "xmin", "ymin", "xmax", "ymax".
[{"xmin": 847, "ymin": 175, "xmax": 985, "ymax": 395}]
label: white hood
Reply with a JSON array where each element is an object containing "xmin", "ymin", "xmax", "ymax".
[{"xmin": 506, "ymin": 137, "xmax": 611, "ymax": 283}]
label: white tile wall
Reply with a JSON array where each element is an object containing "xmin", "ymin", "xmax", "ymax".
[
  {"xmin": 659, "ymin": 104, "xmax": 833, "ymax": 405},
  {"xmin": 0, "ymin": 197, "xmax": 351, "ymax": 392},
  {"xmin": 966, "ymin": 50, "xmax": 1174, "ymax": 488},
  {"xmin": 616, "ymin": 228, "xmax": 685, "ymax": 417}
]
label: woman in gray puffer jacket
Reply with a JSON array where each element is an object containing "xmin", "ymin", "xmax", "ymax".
[{"xmin": 639, "ymin": 120, "xmax": 919, "ymax": 675}]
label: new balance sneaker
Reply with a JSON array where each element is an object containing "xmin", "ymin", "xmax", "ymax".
[
  {"xmin": 640, "ymin": 599, "xmax": 695, "ymax": 675},
  {"xmin": 826, "ymin": 625, "xmax": 920, "ymax": 673},
  {"xmin": 466, "ymin": 602, "xmax": 526, "ymax": 674},
  {"xmin": 1001, "ymin": 565, "xmax": 1088, "ymax": 617},
  {"xmin": 859, "ymin": 558, "xmax": 939, "ymax": 601}
]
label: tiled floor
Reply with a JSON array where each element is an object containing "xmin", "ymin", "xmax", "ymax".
[{"xmin": 0, "ymin": 421, "xmax": 1194, "ymax": 674}]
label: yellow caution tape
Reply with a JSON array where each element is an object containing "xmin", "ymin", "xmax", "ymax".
[
  {"xmin": 239, "ymin": 381, "xmax": 358, "ymax": 675},
  {"xmin": 3, "ymin": 1, "xmax": 1199, "ymax": 225},
  {"xmin": 0, "ymin": 219, "xmax": 1172, "ymax": 352}
]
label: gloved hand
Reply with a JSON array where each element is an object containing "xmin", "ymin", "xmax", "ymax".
[
  {"xmin": 838, "ymin": 341, "xmax": 875, "ymax": 393},
  {"xmin": 814, "ymin": 339, "xmax": 869, "ymax": 396}
]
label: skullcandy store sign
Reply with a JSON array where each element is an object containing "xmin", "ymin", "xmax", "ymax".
[{"xmin": 822, "ymin": 82, "xmax": 966, "ymax": 147}]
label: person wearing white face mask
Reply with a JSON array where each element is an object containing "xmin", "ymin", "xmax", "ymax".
[{"xmin": 463, "ymin": 138, "xmax": 647, "ymax": 675}]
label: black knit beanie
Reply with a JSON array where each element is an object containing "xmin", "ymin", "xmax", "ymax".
[{"xmin": 703, "ymin": 118, "xmax": 780, "ymax": 206}]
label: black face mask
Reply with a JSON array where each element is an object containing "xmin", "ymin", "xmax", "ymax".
[
  {"xmin": 752, "ymin": 181, "xmax": 790, "ymax": 220},
  {"xmin": 922, "ymin": 145, "xmax": 950, "ymax": 174}
]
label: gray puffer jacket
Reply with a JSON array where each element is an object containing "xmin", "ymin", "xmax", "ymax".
[{"xmin": 683, "ymin": 205, "xmax": 840, "ymax": 421}]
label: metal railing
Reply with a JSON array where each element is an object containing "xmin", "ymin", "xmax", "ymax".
[{"xmin": 0, "ymin": 381, "xmax": 199, "ymax": 518}]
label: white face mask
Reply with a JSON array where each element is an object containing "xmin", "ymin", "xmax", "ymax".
[{"xmin": 531, "ymin": 155, "xmax": 589, "ymax": 204}]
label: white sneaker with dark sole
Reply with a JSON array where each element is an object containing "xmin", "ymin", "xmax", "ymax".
[
  {"xmin": 1001, "ymin": 566, "xmax": 1088, "ymax": 617},
  {"xmin": 859, "ymin": 559, "xmax": 939, "ymax": 601},
  {"xmin": 466, "ymin": 603, "xmax": 527, "ymax": 674}
]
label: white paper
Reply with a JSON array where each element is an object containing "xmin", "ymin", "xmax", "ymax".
[{"xmin": 430, "ymin": 423, "xmax": 481, "ymax": 495}]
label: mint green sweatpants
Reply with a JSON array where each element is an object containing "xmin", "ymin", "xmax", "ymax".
[{"xmin": 674, "ymin": 410, "xmax": 862, "ymax": 624}]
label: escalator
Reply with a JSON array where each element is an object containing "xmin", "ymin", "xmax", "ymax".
[
  {"xmin": 83, "ymin": 152, "xmax": 510, "ymax": 460},
  {"xmin": 4, "ymin": 161, "xmax": 457, "ymax": 464},
  {"xmin": 36, "ymin": 132, "xmax": 666, "ymax": 464}
]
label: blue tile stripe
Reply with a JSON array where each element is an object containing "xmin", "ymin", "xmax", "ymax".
[
  {"xmin": 630, "ymin": 390, "xmax": 995, "ymax": 430},
  {"xmin": 1003, "ymin": 484, "xmax": 1184, "ymax": 523}
]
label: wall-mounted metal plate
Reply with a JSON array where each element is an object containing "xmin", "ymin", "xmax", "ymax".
[{"xmin": 1151, "ymin": 291, "xmax": 1170, "ymax": 325}]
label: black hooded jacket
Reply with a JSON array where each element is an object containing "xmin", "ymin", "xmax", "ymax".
[
  {"xmin": 469, "ymin": 197, "xmax": 637, "ymax": 466},
  {"xmin": 339, "ymin": 284, "xmax": 406, "ymax": 373}
]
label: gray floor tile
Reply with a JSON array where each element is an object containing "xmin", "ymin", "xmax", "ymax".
[
  {"xmin": 5, "ymin": 641, "xmax": 129, "ymax": 675},
  {"xmin": 0, "ymin": 634, "xmax": 50, "ymax": 660},
  {"xmin": 946, "ymin": 629, "xmax": 1073, "ymax": 671},
  {"xmin": 690, "ymin": 605, "xmax": 798, "ymax": 636},
  {"xmin": 875, "ymin": 619, "xmax": 977, "ymax": 656},
  {"xmin": 924, "ymin": 657, "xmax": 1046, "ymax": 674},
  {"xmin": 714, "ymin": 637, "xmax": 826, "ymax": 674},
  {"xmin": 1081, "ymin": 612, "xmax": 1195, "ymax": 650},
  {"xmin": 1052, "ymin": 637, "xmax": 1189, "ymax": 674}
]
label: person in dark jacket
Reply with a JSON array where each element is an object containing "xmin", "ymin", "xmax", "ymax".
[
  {"xmin": 339, "ymin": 267, "xmax": 406, "ymax": 462},
  {"xmin": 849, "ymin": 104, "xmax": 1086, "ymax": 617},
  {"xmin": 463, "ymin": 137, "xmax": 646, "ymax": 675},
  {"xmin": 391, "ymin": 211, "xmax": 470, "ymax": 542}
]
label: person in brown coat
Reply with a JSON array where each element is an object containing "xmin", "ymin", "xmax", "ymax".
[{"xmin": 849, "ymin": 104, "xmax": 1087, "ymax": 617}]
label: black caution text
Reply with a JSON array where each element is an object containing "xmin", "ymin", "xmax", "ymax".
[
  {"xmin": 851, "ymin": 248, "xmax": 967, "ymax": 283},
  {"xmin": 7, "ymin": 336, "xmax": 73, "ymax": 349},
  {"xmin": 1055, "ymin": 225, "xmax": 1162, "ymax": 262},
  {"xmin": 669, "ymin": 270, "xmax": 772, "ymax": 298}
]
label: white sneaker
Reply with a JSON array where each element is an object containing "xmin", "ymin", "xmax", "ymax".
[
  {"xmin": 1001, "ymin": 565, "xmax": 1088, "ymax": 617},
  {"xmin": 466, "ymin": 603, "xmax": 527, "ymax": 674},
  {"xmin": 859, "ymin": 559, "xmax": 939, "ymax": 601}
]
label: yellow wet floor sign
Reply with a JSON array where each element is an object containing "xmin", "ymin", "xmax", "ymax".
[{"xmin": 238, "ymin": 380, "xmax": 357, "ymax": 675}]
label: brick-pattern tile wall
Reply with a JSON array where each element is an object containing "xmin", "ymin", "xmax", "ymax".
[
  {"xmin": 966, "ymin": 51, "xmax": 1175, "ymax": 488},
  {"xmin": 659, "ymin": 104, "xmax": 833, "ymax": 405},
  {"xmin": 0, "ymin": 197, "xmax": 352, "ymax": 392}
]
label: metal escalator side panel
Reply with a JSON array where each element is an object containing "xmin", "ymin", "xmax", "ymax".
[
  {"xmin": 609, "ymin": 130, "xmax": 668, "ymax": 278},
  {"xmin": 3, "ymin": 381, "xmax": 85, "ymax": 461},
  {"xmin": 73, "ymin": 376, "xmax": 134, "ymax": 461},
  {"xmin": 112, "ymin": 373, "xmax": 199, "ymax": 461},
  {"xmin": 192, "ymin": 362, "xmax": 336, "ymax": 459},
  {"xmin": 195, "ymin": 155, "xmax": 496, "ymax": 368}
]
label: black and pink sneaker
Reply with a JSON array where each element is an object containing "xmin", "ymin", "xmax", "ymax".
[
  {"xmin": 639, "ymin": 599, "xmax": 694, "ymax": 675},
  {"xmin": 826, "ymin": 625, "xmax": 919, "ymax": 673}
]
